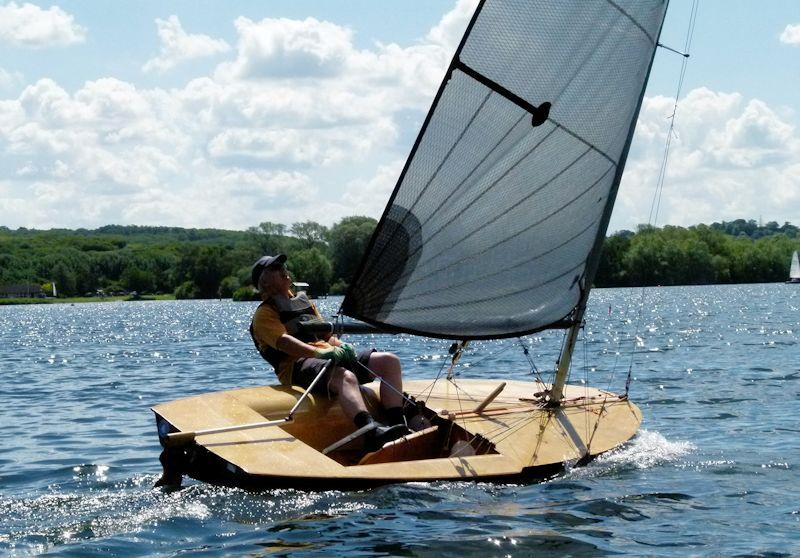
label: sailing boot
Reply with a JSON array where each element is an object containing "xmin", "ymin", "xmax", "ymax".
[
  {"xmin": 406, "ymin": 403, "xmax": 432, "ymax": 432},
  {"xmin": 385, "ymin": 406, "xmax": 406, "ymax": 427},
  {"xmin": 355, "ymin": 411, "xmax": 409, "ymax": 452},
  {"xmin": 366, "ymin": 422, "xmax": 410, "ymax": 452}
]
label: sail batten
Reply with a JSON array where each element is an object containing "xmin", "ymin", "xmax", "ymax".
[{"xmin": 342, "ymin": 0, "xmax": 669, "ymax": 339}]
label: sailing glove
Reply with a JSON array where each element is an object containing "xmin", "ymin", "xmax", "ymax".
[{"xmin": 313, "ymin": 344, "xmax": 357, "ymax": 367}]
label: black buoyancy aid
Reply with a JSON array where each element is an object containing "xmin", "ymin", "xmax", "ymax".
[{"xmin": 249, "ymin": 292, "xmax": 321, "ymax": 371}]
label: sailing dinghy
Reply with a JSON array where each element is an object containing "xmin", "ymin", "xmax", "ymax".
[
  {"xmin": 153, "ymin": 0, "xmax": 669, "ymax": 489},
  {"xmin": 788, "ymin": 251, "xmax": 800, "ymax": 283}
]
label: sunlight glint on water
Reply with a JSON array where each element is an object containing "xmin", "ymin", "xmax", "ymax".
[{"xmin": 1, "ymin": 284, "xmax": 798, "ymax": 556}]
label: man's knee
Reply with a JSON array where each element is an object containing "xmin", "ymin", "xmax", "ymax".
[
  {"xmin": 331, "ymin": 366, "xmax": 359, "ymax": 387},
  {"xmin": 370, "ymin": 352, "xmax": 401, "ymax": 370}
]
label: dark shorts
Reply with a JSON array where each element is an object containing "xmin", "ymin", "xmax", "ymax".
[{"xmin": 291, "ymin": 348, "xmax": 375, "ymax": 394}]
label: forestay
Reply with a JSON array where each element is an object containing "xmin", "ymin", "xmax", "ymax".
[{"xmin": 342, "ymin": 0, "xmax": 669, "ymax": 339}]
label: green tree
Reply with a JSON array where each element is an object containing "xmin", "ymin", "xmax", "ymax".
[
  {"xmin": 174, "ymin": 281, "xmax": 199, "ymax": 300},
  {"xmin": 173, "ymin": 245, "xmax": 233, "ymax": 298},
  {"xmin": 121, "ymin": 266, "xmax": 156, "ymax": 293},
  {"xmin": 218, "ymin": 275, "xmax": 240, "ymax": 298},
  {"xmin": 249, "ymin": 222, "xmax": 287, "ymax": 256},
  {"xmin": 288, "ymin": 247, "xmax": 333, "ymax": 296},
  {"xmin": 595, "ymin": 231, "xmax": 632, "ymax": 287},
  {"xmin": 290, "ymin": 221, "xmax": 328, "ymax": 250},
  {"xmin": 50, "ymin": 261, "xmax": 77, "ymax": 296},
  {"xmin": 328, "ymin": 216, "xmax": 377, "ymax": 287}
]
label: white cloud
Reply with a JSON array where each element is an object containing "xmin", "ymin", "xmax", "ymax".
[
  {"xmin": 426, "ymin": 0, "xmax": 479, "ymax": 49},
  {"xmin": 341, "ymin": 159, "xmax": 404, "ymax": 217},
  {"xmin": 779, "ymin": 23, "xmax": 800, "ymax": 46},
  {"xmin": 0, "ymin": 1, "xmax": 85, "ymax": 48},
  {"xmin": 4, "ymin": 1, "xmax": 798, "ymax": 235},
  {"xmin": 142, "ymin": 15, "xmax": 231, "ymax": 74},
  {"xmin": 0, "ymin": 67, "xmax": 23, "ymax": 92},
  {"xmin": 207, "ymin": 119, "xmax": 396, "ymax": 167},
  {"xmin": 219, "ymin": 16, "xmax": 354, "ymax": 80},
  {"xmin": 613, "ymin": 87, "xmax": 800, "ymax": 231},
  {"xmin": 0, "ymin": 1, "xmax": 503, "ymax": 229}
]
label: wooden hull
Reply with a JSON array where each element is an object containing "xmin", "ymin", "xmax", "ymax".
[{"xmin": 152, "ymin": 379, "xmax": 641, "ymax": 489}]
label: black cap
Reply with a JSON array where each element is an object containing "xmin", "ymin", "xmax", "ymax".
[{"xmin": 251, "ymin": 254, "xmax": 287, "ymax": 288}]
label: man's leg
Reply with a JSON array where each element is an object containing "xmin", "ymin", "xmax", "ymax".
[
  {"xmin": 328, "ymin": 365, "xmax": 407, "ymax": 450},
  {"xmin": 366, "ymin": 352, "xmax": 403, "ymax": 409},
  {"xmin": 327, "ymin": 366, "xmax": 368, "ymax": 421}
]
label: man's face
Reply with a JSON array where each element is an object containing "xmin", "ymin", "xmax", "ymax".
[{"xmin": 262, "ymin": 263, "xmax": 292, "ymax": 293}]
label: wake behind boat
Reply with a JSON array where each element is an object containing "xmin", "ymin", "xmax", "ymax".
[{"xmin": 154, "ymin": 0, "xmax": 669, "ymax": 488}]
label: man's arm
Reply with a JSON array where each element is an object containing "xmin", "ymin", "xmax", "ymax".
[{"xmin": 275, "ymin": 334, "xmax": 321, "ymax": 358}]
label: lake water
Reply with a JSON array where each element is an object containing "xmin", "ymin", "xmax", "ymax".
[{"xmin": 1, "ymin": 284, "xmax": 798, "ymax": 556}]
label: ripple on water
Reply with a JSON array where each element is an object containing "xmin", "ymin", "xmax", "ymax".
[{"xmin": 2, "ymin": 290, "xmax": 798, "ymax": 556}]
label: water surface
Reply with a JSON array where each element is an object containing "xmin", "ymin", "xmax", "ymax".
[{"xmin": 1, "ymin": 284, "xmax": 798, "ymax": 556}]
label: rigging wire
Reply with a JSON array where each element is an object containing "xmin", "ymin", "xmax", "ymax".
[
  {"xmin": 517, "ymin": 337, "xmax": 546, "ymax": 384},
  {"xmin": 626, "ymin": 0, "xmax": 699, "ymax": 396}
]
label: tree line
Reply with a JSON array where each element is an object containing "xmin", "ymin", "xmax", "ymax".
[
  {"xmin": 597, "ymin": 220, "xmax": 799, "ymax": 287},
  {"xmin": 0, "ymin": 217, "xmax": 376, "ymax": 299},
  {"xmin": 1, "ymin": 218, "xmax": 797, "ymax": 299}
]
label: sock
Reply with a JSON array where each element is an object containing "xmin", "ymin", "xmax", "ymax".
[
  {"xmin": 385, "ymin": 406, "xmax": 405, "ymax": 426},
  {"xmin": 353, "ymin": 411, "xmax": 372, "ymax": 429}
]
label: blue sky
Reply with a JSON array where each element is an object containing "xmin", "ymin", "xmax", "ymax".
[{"xmin": 0, "ymin": 0, "xmax": 798, "ymax": 232}]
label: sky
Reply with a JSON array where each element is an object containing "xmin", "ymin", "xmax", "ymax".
[{"xmin": 0, "ymin": 0, "xmax": 798, "ymax": 233}]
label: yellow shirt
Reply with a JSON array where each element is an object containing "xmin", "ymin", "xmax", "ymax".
[{"xmin": 251, "ymin": 299, "xmax": 332, "ymax": 384}]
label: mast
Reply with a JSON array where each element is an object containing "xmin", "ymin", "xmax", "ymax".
[{"xmin": 549, "ymin": 296, "xmax": 585, "ymax": 403}]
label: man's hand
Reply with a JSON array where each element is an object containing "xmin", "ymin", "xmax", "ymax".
[
  {"xmin": 339, "ymin": 343, "xmax": 357, "ymax": 366},
  {"xmin": 313, "ymin": 345, "xmax": 357, "ymax": 367}
]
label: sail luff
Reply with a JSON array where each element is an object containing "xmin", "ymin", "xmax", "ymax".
[
  {"xmin": 339, "ymin": 0, "xmax": 489, "ymax": 316},
  {"xmin": 550, "ymin": 0, "xmax": 670, "ymax": 402}
]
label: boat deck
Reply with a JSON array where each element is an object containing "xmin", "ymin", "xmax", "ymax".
[{"xmin": 152, "ymin": 379, "xmax": 641, "ymax": 487}]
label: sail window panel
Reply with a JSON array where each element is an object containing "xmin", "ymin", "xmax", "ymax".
[{"xmin": 460, "ymin": 0, "xmax": 667, "ymax": 162}]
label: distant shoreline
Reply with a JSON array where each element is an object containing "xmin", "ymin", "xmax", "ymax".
[{"xmin": 0, "ymin": 294, "xmax": 175, "ymax": 305}]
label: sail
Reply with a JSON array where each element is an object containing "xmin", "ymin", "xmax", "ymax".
[
  {"xmin": 342, "ymin": 0, "xmax": 669, "ymax": 339},
  {"xmin": 791, "ymin": 251, "xmax": 800, "ymax": 280}
]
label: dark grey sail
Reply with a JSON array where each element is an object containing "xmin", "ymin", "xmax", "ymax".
[{"xmin": 341, "ymin": 0, "xmax": 669, "ymax": 339}]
